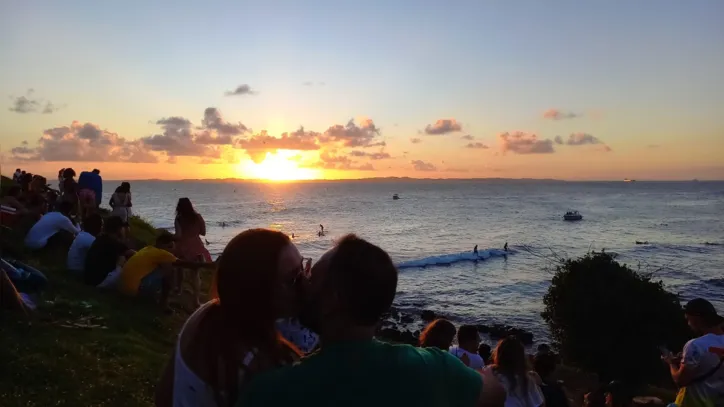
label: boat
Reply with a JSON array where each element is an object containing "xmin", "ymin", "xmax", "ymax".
[
  {"xmin": 563, "ymin": 211, "xmax": 583, "ymax": 221},
  {"xmin": 392, "ymin": 194, "xmax": 400, "ymax": 200},
  {"xmin": 624, "ymin": 178, "xmax": 636, "ymax": 182}
]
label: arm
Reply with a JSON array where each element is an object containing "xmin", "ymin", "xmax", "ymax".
[
  {"xmin": 60, "ymin": 216, "xmax": 81, "ymax": 235},
  {"xmin": 198, "ymin": 214, "xmax": 206, "ymax": 236},
  {"xmin": 666, "ymin": 342, "xmax": 700, "ymax": 387},
  {"xmin": 174, "ymin": 219, "xmax": 183, "ymax": 239}
]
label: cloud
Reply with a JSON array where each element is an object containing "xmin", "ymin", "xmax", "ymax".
[
  {"xmin": 11, "ymin": 121, "xmax": 157, "ymax": 163},
  {"xmin": 349, "ymin": 150, "xmax": 391, "ymax": 160},
  {"xmin": 315, "ymin": 151, "xmax": 375, "ymax": 171},
  {"xmin": 424, "ymin": 119, "xmax": 462, "ymax": 135},
  {"xmin": 201, "ymin": 107, "xmax": 248, "ymax": 136},
  {"xmin": 542, "ymin": 109, "xmax": 580, "ymax": 120},
  {"xmin": 465, "ymin": 142, "xmax": 489, "ymax": 149},
  {"xmin": 461, "ymin": 134, "xmax": 474, "ymax": 141},
  {"xmin": 555, "ymin": 133, "xmax": 611, "ymax": 151},
  {"xmin": 411, "ymin": 160, "xmax": 437, "ymax": 171},
  {"xmin": 141, "ymin": 108, "xmax": 246, "ymax": 158},
  {"xmin": 236, "ymin": 128, "xmax": 320, "ymax": 163},
  {"xmin": 564, "ymin": 133, "xmax": 602, "ymax": 146},
  {"xmin": 224, "ymin": 84, "xmax": 257, "ymax": 96},
  {"xmin": 8, "ymin": 89, "xmax": 62, "ymax": 114},
  {"xmin": 322, "ymin": 118, "xmax": 384, "ymax": 148},
  {"xmin": 410, "ymin": 138, "xmax": 422, "ymax": 144},
  {"xmin": 303, "ymin": 81, "xmax": 325, "ymax": 87},
  {"xmin": 498, "ymin": 132, "xmax": 555, "ymax": 154}
]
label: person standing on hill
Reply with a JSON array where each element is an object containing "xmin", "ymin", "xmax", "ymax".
[
  {"xmin": 110, "ymin": 182, "xmax": 132, "ymax": 222},
  {"xmin": 173, "ymin": 197, "xmax": 211, "ymax": 307},
  {"xmin": 665, "ymin": 298, "xmax": 724, "ymax": 407},
  {"xmin": 238, "ymin": 234, "xmax": 506, "ymax": 407}
]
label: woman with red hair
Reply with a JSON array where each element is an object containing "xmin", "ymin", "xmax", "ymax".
[{"xmin": 155, "ymin": 229, "xmax": 309, "ymax": 407}]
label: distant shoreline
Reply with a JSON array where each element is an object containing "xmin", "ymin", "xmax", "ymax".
[{"xmin": 102, "ymin": 177, "xmax": 724, "ymax": 183}]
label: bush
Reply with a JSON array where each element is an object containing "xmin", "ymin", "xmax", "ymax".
[{"xmin": 542, "ymin": 251, "xmax": 690, "ymax": 384}]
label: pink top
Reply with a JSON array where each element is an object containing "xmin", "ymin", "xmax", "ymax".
[{"xmin": 175, "ymin": 214, "xmax": 210, "ymax": 261}]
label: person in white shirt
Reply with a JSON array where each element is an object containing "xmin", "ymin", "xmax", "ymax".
[
  {"xmin": 66, "ymin": 213, "xmax": 103, "ymax": 275},
  {"xmin": 24, "ymin": 201, "xmax": 80, "ymax": 250},
  {"xmin": 450, "ymin": 324, "xmax": 486, "ymax": 370},
  {"xmin": 487, "ymin": 336, "xmax": 545, "ymax": 407},
  {"xmin": 664, "ymin": 298, "xmax": 724, "ymax": 406}
]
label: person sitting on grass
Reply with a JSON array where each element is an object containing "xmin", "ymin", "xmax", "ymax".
[
  {"xmin": 117, "ymin": 232, "xmax": 211, "ymax": 310},
  {"xmin": 155, "ymin": 229, "xmax": 309, "ymax": 407},
  {"xmin": 237, "ymin": 234, "xmax": 506, "ymax": 407},
  {"xmin": 66, "ymin": 213, "xmax": 103, "ymax": 276},
  {"xmin": 23, "ymin": 200, "xmax": 80, "ymax": 250},
  {"xmin": 419, "ymin": 318, "xmax": 457, "ymax": 350},
  {"xmin": 84, "ymin": 216, "xmax": 135, "ymax": 288},
  {"xmin": 450, "ymin": 325, "xmax": 486, "ymax": 370}
]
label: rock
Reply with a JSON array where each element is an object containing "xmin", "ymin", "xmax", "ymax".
[
  {"xmin": 421, "ymin": 310, "xmax": 436, "ymax": 322},
  {"xmin": 480, "ymin": 323, "xmax": 534, "ymax": 345},
  {"xmin": 376, "ymin": 327, "xmax": 418, "ymax": 345},
  {"xmin": 400, "ymin": 314, "xmax": 415, "ymax": 324}
]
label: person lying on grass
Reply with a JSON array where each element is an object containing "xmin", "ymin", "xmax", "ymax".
[{"xmin": 117, "ymin": 231, "xmax": 214, "ymax": 310}]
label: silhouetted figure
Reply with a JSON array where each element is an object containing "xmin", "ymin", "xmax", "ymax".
[
  {"xmin": 504, "ymin": 242, "xmax": 508, "ymax": 252},
  {"xmin": 473, "ymin": 245, "xmax": 478, "ymax": 255}
]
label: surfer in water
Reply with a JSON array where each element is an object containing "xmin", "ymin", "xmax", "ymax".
[
  {"xmin": 473, "ymin": 245, "xmax": 478, "ymax": 255},
  {"xmin": 503, "ymin": 242, "xmax": 508, "ymax": 252},
  {"xmin": 318, "ymin": 224, "xmax": 325, "ymax": 237}
]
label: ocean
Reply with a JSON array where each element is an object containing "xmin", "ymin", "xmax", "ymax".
[{"xmin": 103, "ymin": 179, "xmax": 724, "ymax": 341}]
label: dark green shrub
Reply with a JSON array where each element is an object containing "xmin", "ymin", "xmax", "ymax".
[{"xmin": 542, "ymin": 252, "xmax": 690, "ymax": 384}]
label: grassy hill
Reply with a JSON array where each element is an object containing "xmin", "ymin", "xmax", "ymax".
[{"xmin": 0, "ymin": 174, "xmax": 200, "ymax": 406}]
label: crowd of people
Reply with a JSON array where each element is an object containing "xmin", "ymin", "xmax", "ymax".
[{"xmin": 3, "ymin": 168, "xmax": 724, "ymax": 407}]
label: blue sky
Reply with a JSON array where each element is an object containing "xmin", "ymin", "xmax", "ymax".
[{"xmin": 1, "ymin": 1, "xmax": 723, "ymax": 180}]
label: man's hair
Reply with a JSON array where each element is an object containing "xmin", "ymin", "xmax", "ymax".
[
  {"xmin": 92, "ymin": 169, "xmax": 100, "ymax": 174},
  {"xmin": 326, "ymin": 234, "xmax": 398, "ymax": 325},
  {"xmin": 156, "ymin": 231, "xmax": 175, "ymax": 247},
  {"xmin": 537, "ymin": 343, "xmax": 551, "ymax": 353},
  {"xmin": 457, "ymin": 325, "xmax": 479, "ymax": 345},
  {"xmin": 104, "ymin": 216, "xmax": 125, "ymax": 235},
  {"xmin": 83, "ymin": 213, "xmax": 103, "ymax": 236}
]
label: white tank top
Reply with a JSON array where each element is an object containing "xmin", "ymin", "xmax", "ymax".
[
  {"xmin": 172, "ymin": 302, "xmax": 256, "ymax": 407},
  {"xmin": 449, "ymin": 346, "xmax": 485, "ymax": 370}
]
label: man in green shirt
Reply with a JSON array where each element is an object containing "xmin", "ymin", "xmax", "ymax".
[{"xmin": 237, "ymin": 234, "xmax": 505, "ymax": 407}]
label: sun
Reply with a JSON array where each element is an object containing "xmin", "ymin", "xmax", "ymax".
[{"xmin": 238, "ymin": 151, "xmax": 321, "ymax": 181}]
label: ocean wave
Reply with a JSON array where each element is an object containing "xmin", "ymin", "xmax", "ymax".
[{"xmin": 397, "ymin": 248, "xmax": 511, "ymax": 269}]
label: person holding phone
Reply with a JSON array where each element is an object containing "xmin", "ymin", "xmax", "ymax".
[{"xmin": 664, "ymin": 298, "xmax": 724, "ymax": 407}]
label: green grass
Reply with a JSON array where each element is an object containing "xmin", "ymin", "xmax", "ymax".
[{"xmin": 0, "ymin": 177, "xmax": 196, "ymax": 406}]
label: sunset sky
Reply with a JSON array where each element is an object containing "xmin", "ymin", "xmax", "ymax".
[{"xmin": 1, "ymin": 1, "xmax": 723, "ymax": 181}]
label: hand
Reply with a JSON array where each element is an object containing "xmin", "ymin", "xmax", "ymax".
[{"xmin": 662, "ymin": 353, "xmax": 681, "ymax": 366}]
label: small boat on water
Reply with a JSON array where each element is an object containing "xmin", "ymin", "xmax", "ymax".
[
  {"xmin": 563, "ymin": 211, "xmax": 583, "ymax": 221},
  {"xmin": 392, "ymin": 194, "xmax": 400, "ymax": 200},
  {"xmin": 624, "ymin": 178, "xmax": 636, "ymax": 182}
]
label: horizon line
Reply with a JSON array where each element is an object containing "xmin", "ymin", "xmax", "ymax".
[{"xmin": 102, "ymin": 176, "xmax": 722, "ymax": 183}]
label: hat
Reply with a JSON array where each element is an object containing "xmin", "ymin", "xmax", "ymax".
[{"xmin": 684, "ymin": 298, "xmax": 724, "ymax": 325}]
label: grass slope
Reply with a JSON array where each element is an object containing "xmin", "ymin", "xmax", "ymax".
[{"xmin": 0, "ymin": 175, "xmax": 193, "ymax": 406}]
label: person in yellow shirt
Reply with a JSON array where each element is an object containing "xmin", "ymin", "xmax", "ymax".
[{"xmin": 118, "ymin": 232, "xmax": 212, "ymax": 310}]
